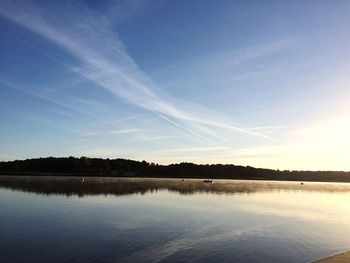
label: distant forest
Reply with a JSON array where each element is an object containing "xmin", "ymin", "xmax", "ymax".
[{"xmin": 0, "ymin": 157, "xmax": 350, "ymax": 182}]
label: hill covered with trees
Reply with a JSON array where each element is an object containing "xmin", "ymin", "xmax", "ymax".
[{"xmin": 0, "ymin": 157, "xmax": 350, "ymax": 182}]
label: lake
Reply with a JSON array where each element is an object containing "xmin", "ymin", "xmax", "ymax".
[{"xmin": 1, "ymin": 176, "xmax": 350, "ymax": 263}]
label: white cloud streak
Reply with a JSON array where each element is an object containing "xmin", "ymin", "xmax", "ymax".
[
  {"xmin": 109, "ymin": 128, "xmax": 142, "ymax": 134},
  {"xmin": 0, "ymin": 0, "xmax": 278, "ymax": 143},
  {"xmin": 0, "ymin": 78, "xmax": 91, "ymax": 118}
]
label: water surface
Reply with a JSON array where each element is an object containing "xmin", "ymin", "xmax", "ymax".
[{"xmin": 1, "ymin": 176, "xmax": 350, "ymax": 263}]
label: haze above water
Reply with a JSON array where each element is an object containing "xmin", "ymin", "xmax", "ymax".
[{"xmin": 1, "ymin": 177, "xmax": 350, "ymax": 263}]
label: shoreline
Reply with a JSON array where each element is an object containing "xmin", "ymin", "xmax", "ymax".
[
  {"xmin": 311, "ymin": 251, "xmax": 350, "ymax": 262},
  {"xmin": 2, "ymin": 173, "xmax": 350, "ymax": 184},
  {"xmin": 1, "ymin": 175, "xmax": 350, "ymax": 197}
]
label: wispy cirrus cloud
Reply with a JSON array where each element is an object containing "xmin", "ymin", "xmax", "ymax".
[
  {"xmin": 0, "ymin": 0, "xmax": 283, "ymax": 143},
  {"xmin": 0, "ymin": 78, "xmax": 92, "ymax": 118},
  {"xmin": 109, "ymin": 128, "xmax": 142, "ymax": 135}
]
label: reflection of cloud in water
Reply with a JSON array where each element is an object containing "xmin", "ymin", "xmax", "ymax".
[
  {"xmin": 230, "ymin": 192, "xmax": 350, "ymax": 224},
  {"xmin": 235, "ymin": 203, "xmax": 336, "ymax": 223},
  {"xmin": 118, "ymin": 221, "xmax": 284, "ymax": 263}
]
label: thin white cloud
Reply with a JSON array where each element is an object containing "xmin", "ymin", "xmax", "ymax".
[
  {"xmin": 158, "ymin": 114, "xmax": 209, "ymax": 142},
  {"xmin": 152, "ymin": 146, "xmax": 229, "ymax": 154},
  {"xmin": 134, "ymin": 133, "xmax": 177, "ymax": 142},
  {"xmin": 0, "ymin": 0, "xmax": 280, "ymax": 143},
  {"xmin": 109, "ymin": 128, "xmax": 142, "ymax": 134},
  {"xmin": 0, "ymin": 78, "xmax": 91, "ymax": 118},
  {"xmin": 247, "ymin": 126, "xmax": 289, "ymax": 131},
  {"xmin": 83, "ymin": 132, "xmax": 100, "ymax": 137}
]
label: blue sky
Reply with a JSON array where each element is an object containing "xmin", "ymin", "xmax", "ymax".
[{"xmin": 1, "ymin": 0, "xmax": 350, "ymax": 170}]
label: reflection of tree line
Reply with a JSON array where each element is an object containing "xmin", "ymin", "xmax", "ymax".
[
  {"xmin": 1, "ymin": 176, "xmax": 350, "ymax": 197},
  {"xmin": 0, "ymin": 176, "xmax": 254, "ymax": 197},
  {"xmin": 1, "ymin": 157, "xmax": 350, "ymax": 182}
]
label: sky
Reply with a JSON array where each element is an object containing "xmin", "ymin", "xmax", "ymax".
[{"xmin": 0, "ymin": 0, "xmax": 350, "ymax": 170}]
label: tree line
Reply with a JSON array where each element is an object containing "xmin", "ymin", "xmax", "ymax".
[{"xmin": 0, "ymin": 156, "xmax": 350, "ymax": 182}]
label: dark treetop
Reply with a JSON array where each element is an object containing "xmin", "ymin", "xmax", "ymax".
[{"xmin": 0, "ymin": 157, "xmax": 350, "ymax": 182}]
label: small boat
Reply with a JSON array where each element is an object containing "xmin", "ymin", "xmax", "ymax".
[{"xmin": 203, "ymin": 179, "xmax": 213, "ymax": 183}]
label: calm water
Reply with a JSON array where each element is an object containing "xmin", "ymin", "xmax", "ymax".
[{"xmin": 1, "ymin": 176, "xmax": 350, "ymax": 263}]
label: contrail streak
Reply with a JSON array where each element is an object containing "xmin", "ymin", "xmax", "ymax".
[{"xmin": 0, "ymin": 0, "xmax": 276, "ymax": 142}]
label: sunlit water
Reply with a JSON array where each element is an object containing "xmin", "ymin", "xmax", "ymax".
[{"xmin": 1, "ymin": 176, "xmax": 350, "ymax": 263}]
